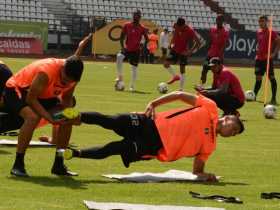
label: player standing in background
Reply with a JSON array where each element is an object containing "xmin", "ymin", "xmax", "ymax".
[
  {"xmin": 163, "ymin": 17, "xmax": 201, "ymax": 91},
  {"xmin": 115, "ymin": 10, "xmax": 148, "ymax": 91},
  {"xmin": 147, "ymin": 29, "xmax": 159, "ymax": 64},
  {"xmin": 159, "ymin": 28, "xmax": 169, "ymax": 60},
  {"xmin": 200, "ymin": 14, "xmax": 229, "ymax": 84},
  {"xmin": 253, "ymin": 15, "xmax": 280, "ymax": 105}
]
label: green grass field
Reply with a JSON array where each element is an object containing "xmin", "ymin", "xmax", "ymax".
[{"xmin": 0, "ymin": 57, "xmax": 280, "ymax": 210}]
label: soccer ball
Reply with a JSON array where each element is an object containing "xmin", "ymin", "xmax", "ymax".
[
  {"xmin": 245, "ymin": 90, "xmax": 256, "ymax": 101},
  {"xmin": 263, "ymin": 104, "xmax": 277, "ymax": 119},
  {"xmin": 157, "ymin": 82, "xmax": 168, "ymax": 94},
  {"xmin": 115, "ymin": 80, "xmax": 125, "ymax": 91}
]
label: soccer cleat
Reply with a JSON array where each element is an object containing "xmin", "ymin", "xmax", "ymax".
[
  {"xmin": 167, "ymin": 75, "xmax": 180, "ymax": 84},
  {"xmin": 10, "ymin": 167, "xmax": 29, "ymax": 177},
  {"xmin": 51, "ymin": 165, "xmax": 78, "ymax": 176}
]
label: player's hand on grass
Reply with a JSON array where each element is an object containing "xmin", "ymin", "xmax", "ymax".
[{"xmin": 197, "ymin": 172, "xmax": 218, "ymax": 182}]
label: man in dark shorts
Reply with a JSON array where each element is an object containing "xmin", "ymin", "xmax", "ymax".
[
  {"xmin": 163, "ymin": 17, "xmax": 201, "ymax": 91},
  {"xmin": 253, "ymin": 15, "xmax": 280, "ymax": 105},
  {"xmin": 115, "ymin": 10, "xmax": 148, "ymax": 91},
  {"xmin": 64, "ymin": 91, "xmax": 244, "ymax": 182},
  {"xmin": 0, "ymin": 61, "xmax": 23, "ymax": 133},
  {"xmin": 195, "ymin": 57, "xmax": 245, "ymax": 116},
  {"xmin": 2, "ymin": 34, "xmax": 91, "ymax": 177},
  {"xmin": 200, "ymin": 14, "xmax": 229, "ymax": 84}
]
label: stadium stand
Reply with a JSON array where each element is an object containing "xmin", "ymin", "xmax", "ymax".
[
  {"xmin": 0, "ymin": 0, "xmax": 62, "ymax": 31},
  {"xmin": 1, "ymin": 0, "xmax": 280, "ymax": 46},
  {"xmin": 214, "ymin": 0, "xmax": 280, "ymax": 31},
  {"xmin": 64, "ymin": 0, "xmax": 218, "ymax": 31}
]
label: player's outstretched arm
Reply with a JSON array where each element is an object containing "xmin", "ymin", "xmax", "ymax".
[
  {"xmin": 145, "ymin": 91, "xmax": 197, "ymax": 118},
  {"xmin": 74, "ymin": 33, "xmax": 93, "ymax": 57},
  {"xmin": 193, "ymin": 157, "xmax": 217, "ymax": 182}
]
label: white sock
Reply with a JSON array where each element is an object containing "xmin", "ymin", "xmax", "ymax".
[
  {"xmin": 179, "ymin": 73, "xmax": 185, "ymax": 91},
  {"xmin": 116, "ymin": 52, "xmax": 125, "ymax": 80},
  {"xmin": 166, "ymin": 66, "xmax": 176, "ymax": 76},
  {"xmin": 130, "ymin": 65, "xmax": 137, "ymax": 89}
]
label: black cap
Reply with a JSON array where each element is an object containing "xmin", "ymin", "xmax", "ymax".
[{"xmin": 208, "ymin": 57, "xmax": 221, "ymax": 67}]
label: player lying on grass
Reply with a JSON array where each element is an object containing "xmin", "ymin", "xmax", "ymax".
[{"xmin": 64, "ymin": 91, "xmax": 244, "ymax": 182}]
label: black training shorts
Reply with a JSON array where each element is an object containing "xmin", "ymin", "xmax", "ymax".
[{"xmin": 166, "ymin": 50, "xmax": 188, "ymax": 66}]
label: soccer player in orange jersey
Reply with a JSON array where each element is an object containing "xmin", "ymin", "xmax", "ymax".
[
  {"xmin": 2, "ymin": 34, "xmax": 92, "ymax": 177},
  {"xmin": 64, "ymin": 91, "xmax": 244, "ymax": 182}
]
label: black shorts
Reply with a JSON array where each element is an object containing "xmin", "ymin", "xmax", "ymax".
[
  {"xmin": 166, "ymin": 50, "xmax": 188, "ymax": 66},
  {"xmin": 161, "ymin": 47, "xmax": 168, "ymax": 56},
  {"xmin": 0, "ymin": 64, "xmax": 13, "ymax": 96},
  {"xmin": 3, "ymin": 87, "xmax": 60, "ymax": 115},
  {"xmin": 0, "ymin": 111, "xmax": 23, "ymax": 133},
  {"xmin": 122, "ymin": 50, "xmax": 140, "ymax": 67},
  {"xmin": 113, "ymin": 113, "xmax": 163, "ymax": 158},
  {"xmin": 255, "ymin": 59, "xmax": 274, "ymax": 76},
  {"xmin": 206, "ymin": 93, "xmax": 244, "ymax": 115}
]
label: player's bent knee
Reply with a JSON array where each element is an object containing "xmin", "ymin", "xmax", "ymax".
[{"xmin": 117, "ymin": 53, "xmax": 125, "ymax": 60}]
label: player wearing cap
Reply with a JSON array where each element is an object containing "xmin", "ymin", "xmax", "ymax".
[{"xmin": 195, "ymin": 57, "xmax": 245, "ymax": 116}]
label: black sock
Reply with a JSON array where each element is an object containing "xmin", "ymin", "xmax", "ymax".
[
  {"xmin": 72, "ymin": 149, "xmax": 81, "ymax": 157},
  {"xmin": 14, "ymin": 152, "xmax": 25, "ymax": 169},
  {"xmin": 53, "ymin": 151, "xmax": 64, "ymax": 168},
  {"xmin": 270, "ymin": 78, "xmax": 277, "ymax": 101},
  {"xmin": 254, "ymin": 80, "xmax": 262, "ymax": 96}
]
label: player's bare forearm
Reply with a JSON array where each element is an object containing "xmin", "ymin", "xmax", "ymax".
[
  {"xmin": 193, "ymin": 157, "xmax": 217, "ymax": 182},
  {"xmin": 271, "ymin": 36, "xmax": 280, "ymax": 58},
  {"xmin": 74, "ymin": 33, "xmax": 92, "ymax": 57},
  {"xmin": 149, "ymin": 91, "xmax": 197, "ymax": 108}
]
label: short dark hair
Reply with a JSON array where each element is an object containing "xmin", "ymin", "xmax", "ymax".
[
  {"xmin": 216, "ymin": 14, "xmax": 224, "ymax": 22},
  {"xmin": 64, "ymin": 55, "xmax": 83, "ymax": 82},
  {"xmin": 176, "ymin": 17, "xmax": 185, "ymax": 26},
  {"xmin": 133, "ymin": 10, "xmax": 141, "ymax": 16},
  {"xmin": 259, "ymin": 15, "xmax": 268, "ymax": 21},
  {"xmin": 236, "ymin": 117, "xmax": 245, "ymax": 134}
]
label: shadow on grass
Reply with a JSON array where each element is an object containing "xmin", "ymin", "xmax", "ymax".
[
  {"xmin": 0, "ymin": 149, "xmax": 11, "ymax": 155},
  {"xmin": 125, "ymin": 90, "xmax": 152, "ymax": 94},
  {"xmin": 8, "ymin": 176, "xmax": 119, "ymax": 189}
]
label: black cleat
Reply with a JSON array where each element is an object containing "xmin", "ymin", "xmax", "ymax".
[
  {"xmin": 10, "ymin": 167, "xmax": 29, "ymax": 177},
  {"xmin": 51, "ymin": 165, "xmax": 78, "ymax": 176}
]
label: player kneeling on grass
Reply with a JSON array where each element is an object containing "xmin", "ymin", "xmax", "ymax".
[{"xmin": 64, "ymin": 91, "xmax": 244, "ymax": 182}]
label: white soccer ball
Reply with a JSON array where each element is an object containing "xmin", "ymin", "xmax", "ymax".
[
  {"xmin": 245, "ymin": 90, "xmax": 256, "ymax": 101},
  {"xmin": 157, "ymin": 82, "xmax": 168, "ymax": 94},
  {"xmin": 263, "ymin": 104, "xmax": 277, "ymax": 119},
  {"xmin": 115, "ymin": 80, "xmax": 125, "ymax": 91}
]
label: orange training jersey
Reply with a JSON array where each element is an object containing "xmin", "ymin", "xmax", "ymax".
[
  {"xmin": 6, "ymin": 58, "xmax": 76, "ymax": 99},
  {"xmin": 155, "ymin": 95, "xmax": 218, "ymax": 162}
]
